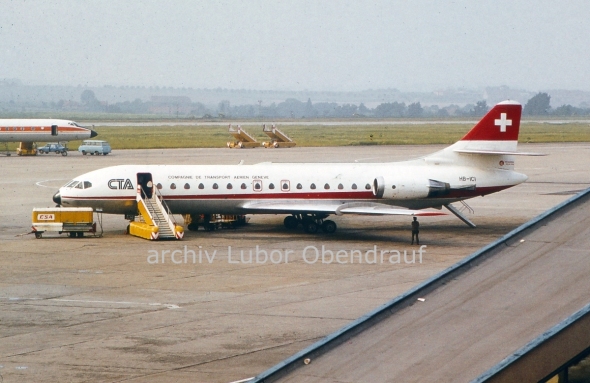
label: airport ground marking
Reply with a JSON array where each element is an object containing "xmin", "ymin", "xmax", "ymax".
[{"xmin": 3, "ymin": 297, "xmax": 180, "ymax": 309}]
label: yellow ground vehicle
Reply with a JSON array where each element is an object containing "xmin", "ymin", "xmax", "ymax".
[
  {"xmin": 32, "ymin": 207, "xmax": 97, "ymax": 238},
  {"xmin": 16, "ymin": 142, "xmax": 37, "ymax": 156},
  {"xmin": 261, "ymin": 124, "xmax": 296, "ymax": 148},
  {"xmin": 227, "ymin": 125, "xmax": 260, "ymax": 148}
]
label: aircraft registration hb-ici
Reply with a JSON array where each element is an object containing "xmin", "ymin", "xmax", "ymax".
[
  {"xmin": 52, "ymin": 101, "xmax": 541, "ymax": 234},
  {"xmin": 0, "ymin": 119, "xmax": 97, "ymax": 155}
]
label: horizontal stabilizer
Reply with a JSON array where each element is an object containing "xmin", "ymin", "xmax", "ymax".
[{"xmin": 454, "ymin": 149, "xmax": 546, "ymax": 156}]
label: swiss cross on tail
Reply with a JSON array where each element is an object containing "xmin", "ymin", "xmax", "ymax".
[
  {"xmin": 461, "ymin": 100, "xmax": 521, "ymax": 141},
  {"xmin": 495, "ymin": 113, "xmax": 511, "ymax": 132}
]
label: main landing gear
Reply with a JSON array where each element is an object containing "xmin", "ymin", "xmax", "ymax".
[{"xmin": 284, "ymin": 214, "xmax": 337, "ymax": 234}]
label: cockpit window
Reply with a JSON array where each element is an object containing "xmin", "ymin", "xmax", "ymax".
[
  {"xmin": 83, "ymin": 181, "xmax": 92, "ymax": 189},
  {"xmin": 69, "ymin": 181, "xmax": 80, "ymax": 188},
  {"xmin": 75, "ymin": 182, "xmax": 83, "ymax": 189},
  {"xmin": 64, "ymin": 180, "xmax": 77, "ymax": 188}
]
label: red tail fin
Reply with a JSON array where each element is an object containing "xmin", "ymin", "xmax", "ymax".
[{"xmin": 461, "ymin": 101, "xmax": 522, "ymax": 141}]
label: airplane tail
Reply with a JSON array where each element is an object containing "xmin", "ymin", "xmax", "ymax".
[
  {"xmin": 425, "ymin": 100, "xmax": 542, "ymax": 170},
  {"xmin": 453, "ymin": 100, "xmax": 521, "ymax": 153}
]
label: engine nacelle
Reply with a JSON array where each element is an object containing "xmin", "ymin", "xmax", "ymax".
[{"xmin": 373, "ymin": 176, "xmax": 451, "ymax": 200}]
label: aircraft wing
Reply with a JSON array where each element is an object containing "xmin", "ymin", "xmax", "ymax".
[{"xmin": 240, "ymin": 201, "xmax": 445, "ymax": 216}]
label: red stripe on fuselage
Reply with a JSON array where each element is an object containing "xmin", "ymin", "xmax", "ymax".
[
  {"xmin": 62, "ymin": 186, "xmax": 510, "ymax": 202},
  {"xmin": 163, "ymin": 191, "xmax": 376, "ymax": 200},
  {"xmin": 0, "ymin": 126, "xmax": 88, "ymax": 132},
  {"xmin": 61, "ymin": 191, "xmax": 375, "ymax": 201}
]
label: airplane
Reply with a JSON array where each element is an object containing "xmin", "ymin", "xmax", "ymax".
[
  {"xmin": 0, "ymin": 119, "xmax": 97, "ymax": 155},
  {"xmin": 52, "ymin": 100, "xmax": 540, "ymax": 234}
]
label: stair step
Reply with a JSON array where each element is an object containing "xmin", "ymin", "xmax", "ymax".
[{"xmin": 137, "ymin": 194, "xmax": 179, "ymax": 240}]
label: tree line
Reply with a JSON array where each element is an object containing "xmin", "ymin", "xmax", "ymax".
[
  {"xmin": 227, "ymin": 93, "xmax": 590, "ymax": 118},
  {"xmin": 30, "ymin": 90, "xmax": 590, "ymax": 118}
]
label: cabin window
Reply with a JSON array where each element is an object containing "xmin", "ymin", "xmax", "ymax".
[
  {"xmin": 241, "ymin": 183, "xmax": 247, "ymax": 189},
  {"xmin": 157, "ymin": 183, "xmax": 162, "ymax": 190},
  {"xmin": 184, "ymin": 183, "xmax": 190, "ymax": 189},
  {"xmin": 170, "ymin": 183, "xmax": 176, "ymax": 190},
  {"xmin": 281, "ymin": 180, "xmax": 290, "ymax": 191},
  {"xmin": 296, "ymin": 183, "xmax": 302, "ymax": 190},
  {"xmin": 338, "ymin": 183, "xmax": 343, "ymax": 190},
  {"xmin": 269, "ymin": 183, "xmax": 275, "ymax": 190},
  {"xmin": 310, "ymin": 183, "xmax": 316, "ymax": 189},
  {"xmin": 324, "ymin": 183, "xmax": 330, "ymax": 190},
  {"xmin": 213, "ymin": 183, "xmax": 218, "ymax": 189},
  {"xmin": 227, "ymin": 183, "xmax": 233, "ymax": 189},
  {"xmin": 83, "ymin": 181, "xmax": 92, "ymax": 189},
  {"xmin": 365, "ymin": 183, "xmax": 371, "ymax": 190},
  {"xmin": 253, "ymin": 180, "xmax": 262, "ymax": 191},
  {"xmin": 198, "ymin": 183, "xmax": 204, "ymax": 189},
  {"xmin": 352, "ymin": 183, "xmax": 357, "ymax": 190}
]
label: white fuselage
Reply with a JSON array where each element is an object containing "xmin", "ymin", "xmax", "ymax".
[
  {"xmin": 0, "ymin": 119, "xmax": 96, "ymax": 142},
  {"xmin": 57, "ymin": 158, "xmax": 527, "ymax": 215}
]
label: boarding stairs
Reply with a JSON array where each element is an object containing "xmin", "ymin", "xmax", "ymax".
[
  {"xmin": 227, "ymin": 124, "xmax": 260, "ymax": 148},
  {"xmin": 262, "ymin": 124, "xmax": 296, "ymax": 148},
  {"xmin": 444, "ymin": 200, "xmax": 476, "ymax": 228},
  {"xmin": 135, "ymin": 185, "xmax": 183, "ymax": 240}
]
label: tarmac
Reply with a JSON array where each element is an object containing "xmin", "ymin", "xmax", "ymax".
[{"xmin": 0, "ymin": 143, "xmax": 589, "ymax": 382}]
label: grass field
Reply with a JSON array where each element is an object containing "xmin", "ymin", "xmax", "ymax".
[{"xmin": 3, "ymin": 122, "xmax": 590, "ymax": 151}]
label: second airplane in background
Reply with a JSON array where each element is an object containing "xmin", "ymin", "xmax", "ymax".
[{"xmin": 0, "ymin": 119, "xmax": 97, "ymax": 155}]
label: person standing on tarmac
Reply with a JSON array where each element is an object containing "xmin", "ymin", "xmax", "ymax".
[{"xmin": 411, "ymin": 217, "xmax": 420, "ymax": 245}]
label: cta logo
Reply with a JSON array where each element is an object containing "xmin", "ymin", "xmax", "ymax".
[{"xmin": 108, "ymin": 179, "xmax": 134, "ymax": 190}]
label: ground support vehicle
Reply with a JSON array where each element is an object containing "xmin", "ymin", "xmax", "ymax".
[
  {"xmin": 38, "ymin": 142, "xmax": 68, "ymax": 155},
  {"xmin": 227, "ymin": 125, "xmax": 260, "ymax": 148},
  {"xmin": 32, "ymin": 207, "xmax": 98, "ymax": 238},
  {"xmin": 261, "ymin": 124, "xmax": 296, "ymax": 148},
  {"xmin": 16, "ymin": 142, "xmax": 38, "ymax": 156},
  {"xmin": 78, "ymin": 140, "xmax": 111, "ymax": 155}
]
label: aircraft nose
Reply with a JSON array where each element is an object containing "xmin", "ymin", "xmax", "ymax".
[
  {"xmin": 90, "ymin": 130, "xmax": 98, "ymax": 138},
  {"xmin": 53, "ymin": 191, "xmax": 62, "ymax": 206}
]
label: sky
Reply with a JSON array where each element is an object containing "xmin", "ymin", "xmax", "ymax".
[{"xmin": 1, "ymin": 0, "xmax": 589, "ymax": 92}]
